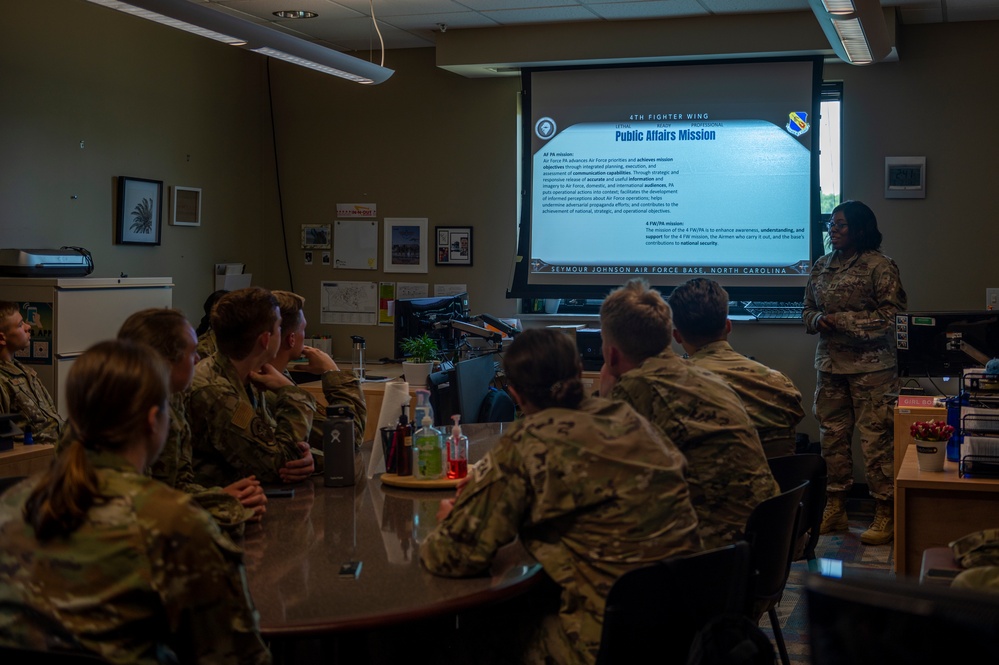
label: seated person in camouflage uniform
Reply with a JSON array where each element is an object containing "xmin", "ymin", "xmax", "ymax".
[
  {"xmin": 118, "ymin": 308, "xmax": 268, "ymax": 523},
  {"xmin": 421, "ymin": 329, "xmax": 700, "ymax": 665},
  {"xmin": 187, "ymin": 287, "xmax": 315, "ymax": 487},
  {"xmin": 195, "ymin": 289, "xmax": 227, "ymax": 360},
  {"xmin": 269, "ymin": 291, "xmax": 366, "ymax": 454},
  {"xmin": 0, "ymin": 340, "xmax": 270, "ymax": 664},
  {"xmin": 599, "ymin": 278, "xmax": 779, "ymax": 550},
  {"xmin": 667, "ymin": 278, "xmax": 805, "ymax": 458},
  {"xmin": 0, "ymin": 301, "xmax": 64, "ymax": 444}
]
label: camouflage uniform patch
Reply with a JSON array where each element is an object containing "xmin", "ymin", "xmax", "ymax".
[
  {"xmin": 611, "ymin": 348, "xmax": 780, "ymax": 550},
  {"xmin": 421, "ymin": 396, "xmax": 700, "ymax": 665},
  {"xmin": 0, "ymin": 359, "xmax": 63, "ymax": 444}
]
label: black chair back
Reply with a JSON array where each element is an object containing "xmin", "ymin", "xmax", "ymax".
[
  {"xmin": 597, "ymin": 542, "xmax": 751, "ymax": 665},
  {"xmin": 743, "ymin": 480, "xmax": 807, "ymax": 665},
  {"xmin": 767, "ymin": 454, "xmax": 827, "ymax": 565}
]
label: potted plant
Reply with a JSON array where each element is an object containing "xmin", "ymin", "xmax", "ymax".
[
  {"xmin": 910, "ymin": 420, "xmax": 954, "ymax": 473},
  {"xmin": 399, "ymin": 333, "xmax": 438, "ymax": 387}
]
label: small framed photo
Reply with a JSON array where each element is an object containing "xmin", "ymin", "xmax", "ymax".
[
  {"xmin": 170, "ymin": 186, "xmax": 202, "ymax": 226},
  {"xmin": 435, "ymin": 226, "xmax": 472, "ymax": 266},
  {"xmin": 383, "ymin": 218, "xmax": 428, "ymax": 273},
  {"xmin": 302, "ymin": 224, "xmax": 331, "ymax": 249},
  {"xmin": 116, "ymin": 176, "xmax": 163, "ymax": 245}
]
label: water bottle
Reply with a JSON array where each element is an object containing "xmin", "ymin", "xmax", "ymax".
[
  {"xmin": 350, "ymin": 335, "xmax": 366, "ymax": 381},
  {"xmin": 323, "ymin": 404, "xmax": 355, "ymax": 487},
  {"xmin": 946, "ymin": 393, "xmax": 967, "ymax": 463}
]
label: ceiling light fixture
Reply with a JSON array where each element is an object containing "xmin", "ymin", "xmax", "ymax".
[
  {"xmin": 808, "ymin": 0, "xmax": 891, "ymax": 65},
  {"xmin": 273, "ymin": 10, "xmax": 318, "ymax": 19},
  {"xmin": 85, "ymin": 0, "xmax": 392, "ymax": 84}
]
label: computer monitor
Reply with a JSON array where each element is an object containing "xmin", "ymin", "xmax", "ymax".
[
  {"xmin": 896, "ymin": 310, "xmax": 999, "ymax": 377},
  {"xmin": 807, "ymin": 573, "xmax": 999, "ymax": 665},
  {"xmin": 393, "ymin": 293, "xmax": 470, "ymax": 361}
]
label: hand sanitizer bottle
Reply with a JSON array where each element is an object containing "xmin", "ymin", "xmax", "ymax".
[
  {"xmin": 413, "ymin": 415, "xmax": 444, "ymax": 480},
  {"xmin": 447, "ymin": 415, "xmax": 469, "ymax": 479}
]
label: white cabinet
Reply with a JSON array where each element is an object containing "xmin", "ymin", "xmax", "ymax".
[{"xmin": 0, "ymin": 277, "xmax": 173, "ymax": 417}]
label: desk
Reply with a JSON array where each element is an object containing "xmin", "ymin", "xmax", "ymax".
[
  {"xmin": 243, "ymin": 422, "xmax": 541, "ymax": 637},
  {"xmin": 0, "ymin": 443, "xmax": 55, "ymax": 478},
  {"xmin": 894, "ymin": 446, "xmax": 999, "ymax": 577}
]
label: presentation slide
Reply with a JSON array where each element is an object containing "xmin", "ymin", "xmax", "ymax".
[{"xmin": 522, "ymin": 59, "xmax": 819, "ymax": 290}]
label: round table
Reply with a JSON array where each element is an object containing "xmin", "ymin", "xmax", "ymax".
[{"xmin": 243, "ymin": 422, "xmax": 541, "ymax": 637}]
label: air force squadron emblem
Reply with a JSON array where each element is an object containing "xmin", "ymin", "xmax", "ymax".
[{"xmin": 786, "ymin": 111, "xmax": 810, "ymax": 137}]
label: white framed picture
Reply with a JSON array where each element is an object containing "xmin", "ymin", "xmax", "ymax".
[
  {"xmin": 170, "ymin": 186, "xmax": 202, "ymax": 227},
  {"xmin": 383, "ymin": 218, "xmax": 428, "ymax": 273}
]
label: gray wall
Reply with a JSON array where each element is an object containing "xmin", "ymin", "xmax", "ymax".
[
  {"xmin": 2, "ymin": 3, "xmax": 997, "ymax": 438},
  {"xmin": 1, "ymin": 0, "xmax": 286, "ymax": 321}
]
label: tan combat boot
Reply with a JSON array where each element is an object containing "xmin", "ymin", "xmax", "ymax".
[
  {"xmin": 860, "ymin": 500, "xmax": 894, "ymax": 545},
  {"xmin": 820, "ymin": 492, "xmax": 848, "ymax": 534}
]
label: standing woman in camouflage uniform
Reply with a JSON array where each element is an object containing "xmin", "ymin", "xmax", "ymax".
[
  {"xmin": 421, "ymin": 328, "xmax": 699, "ymax": 665},
  {"xmin": 0, "ymin": 340, "xmax": 270, "ymax": 664},
  {"xmin": 804, "ymin": 200, "xmax": 907, "ymax": 545}
]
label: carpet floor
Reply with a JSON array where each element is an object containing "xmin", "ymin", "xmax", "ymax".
[{"xmin": 761, "ymin": 501, "xmax": 894, "ymax": 664}]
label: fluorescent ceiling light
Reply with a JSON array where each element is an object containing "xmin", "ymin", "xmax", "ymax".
[
  {"xmin": 808, "ymin": 0, "xmax": 891, "ymax": 65},
  {"xmin": 84, "ymin": 0, "xmax": 393, "ymax": 84}
]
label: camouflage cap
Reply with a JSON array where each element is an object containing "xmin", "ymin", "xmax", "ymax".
[{"xmin": 950, "ymin": 528, "xmax": 999, "ymax": 568}]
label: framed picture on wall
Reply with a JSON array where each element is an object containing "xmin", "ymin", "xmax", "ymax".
[
  {"xmin": 301, "ymin": 224, "xmax": 332, "ymax": 249},
  {"xmin": 116, "ymin": 176, "xmax": 163, "ymax": 246},
  {"xmin": 435, "ymin": 226, "xmax": 472, "ymax": 266},
  {"xmin": 170, "ymin": 186, "xmax": 202, "ymax": 226},
  {"xmin": 383, "ymin": 218, "xmax": 428, "ymax": 273}
]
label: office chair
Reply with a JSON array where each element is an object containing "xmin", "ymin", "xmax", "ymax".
[
  {"xmin": 597, "ymin": 542, "xmax": 752, "ymax": 665},
  {"xmin": 742, "ymin": 480, "xmax": 807, "ymax": 665},
  {"xmin": 767, "ymin": 454, "xmax": 827, "ymax": 569}
]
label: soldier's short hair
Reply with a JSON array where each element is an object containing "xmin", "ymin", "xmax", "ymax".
[
  {"xmin": 118, "ymin": 308, "xmax": 192, "ymax": 363},
  {"xmin": 211, "ymin": 287, "xmax": 279, "ymax": 360},
  {"xmin": 0, "ymin": 301, "xmax": 19, "ymax": 328},
  {"xmin": 272, "ymin": 290, "xmax": 305, "ymax": 334},
  {"xmin": 667, "ymin": 278, "xmax": 729, "ymax": 347},
  {"xmin": 600, "ymin": 279, "xmax": 673, "ymax": 363}
]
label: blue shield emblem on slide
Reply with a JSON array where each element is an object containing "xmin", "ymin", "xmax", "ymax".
[{"xmin": 786, "ymin": 111, "xmax": 809, "ymax": 137}]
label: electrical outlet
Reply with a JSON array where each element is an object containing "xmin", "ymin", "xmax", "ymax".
[{"xmin": 987, "ymin": 288, "xmax": 999, "ymax": 310}]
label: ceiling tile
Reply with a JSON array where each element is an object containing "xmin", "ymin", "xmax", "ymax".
[
  {"xmin": 585, "ymin": 1, "xmax": 708, "ymax": 21},
  {"xmin": 479, "ymin": 5, "xmax": 601, "ymax": 25}
]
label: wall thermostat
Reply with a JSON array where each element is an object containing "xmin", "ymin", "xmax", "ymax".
[{"xmin": 885, "ymin": 156, "xmax": 926, "ymax": 199}]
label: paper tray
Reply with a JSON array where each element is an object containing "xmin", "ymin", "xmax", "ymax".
[{"xmin": 379, "ymin": 473, "xmax": 461, "ymax": 490}]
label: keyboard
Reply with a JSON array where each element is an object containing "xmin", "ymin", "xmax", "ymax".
[{"xmin": 741, "ymin": 301, "xmax": 804, "ymax": 321}]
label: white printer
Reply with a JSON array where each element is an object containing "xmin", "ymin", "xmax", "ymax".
[{"xmin": 0, "ymin": 248, "xmax": 93, "ymax": 277}]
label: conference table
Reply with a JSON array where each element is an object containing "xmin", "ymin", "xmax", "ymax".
[{"xmin": 242, "ymin": 422, "xmax": 542, "ymax": 639}]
